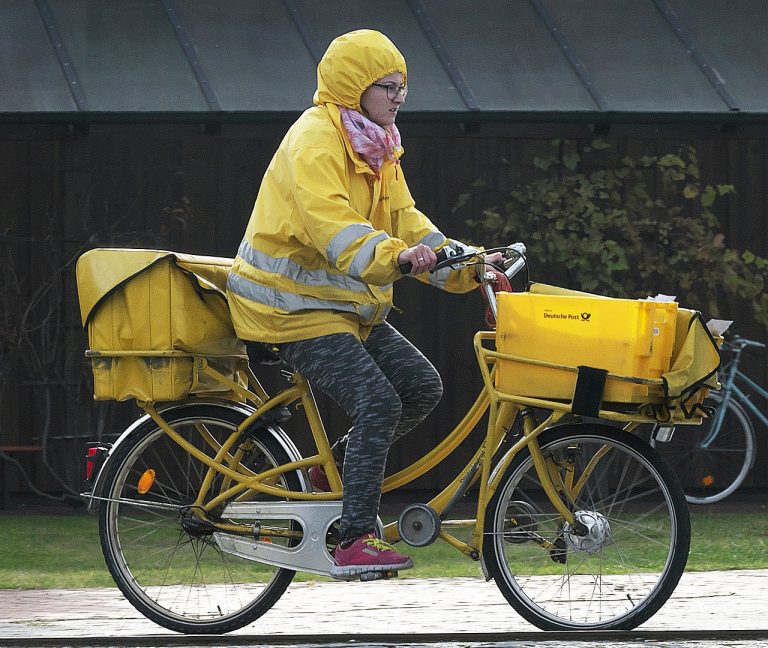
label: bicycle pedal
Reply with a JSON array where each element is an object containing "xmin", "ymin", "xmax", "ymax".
[{"xmin": 359, "ymin": 569, "xmax": 398, "ymax": 582}]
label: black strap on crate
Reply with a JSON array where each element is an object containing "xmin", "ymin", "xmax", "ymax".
[{"xmin": 572, "ymin": 366, "xmax": 608, "ymax": 417}]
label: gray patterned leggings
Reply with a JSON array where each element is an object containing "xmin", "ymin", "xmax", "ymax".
[{"xmin": 274, "ymin": 322, "xmax": 443, "ymax": 542}]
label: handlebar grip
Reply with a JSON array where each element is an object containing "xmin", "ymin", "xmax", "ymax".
[{"xmin": 399, "ymin": 247, "xmax": 449, "ymax": 275}]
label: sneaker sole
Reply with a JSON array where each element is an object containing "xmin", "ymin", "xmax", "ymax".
[{"xmin": 330, "ymin": 558, "xmax": 414, "ymax": 579}]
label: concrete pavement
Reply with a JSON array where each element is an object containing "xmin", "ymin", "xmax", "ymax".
[{"xmin": 0, "ymin": 570, "xmax": 766, "ymax": 642}]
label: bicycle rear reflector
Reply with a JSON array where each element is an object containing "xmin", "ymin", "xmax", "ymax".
[
  {"xmin": 84, "ymin": 442, "xmax": 111, "ymax": 483},
  {"xmin": 86, "ymin": 447, "xmax": 98, "ymax": 481},
  {"xmin": 138, "ymin": 469, "xmax": 156, "ymax": 494}
]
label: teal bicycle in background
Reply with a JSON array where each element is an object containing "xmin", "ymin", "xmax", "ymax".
[{"xmin": 652, "ymin": 335, "xmax": 767, "ymax": 504}]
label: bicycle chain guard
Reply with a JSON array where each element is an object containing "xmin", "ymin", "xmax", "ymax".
[{"xmin": 214, "ymin": 501, "xmax": 384, "ymax": 577}]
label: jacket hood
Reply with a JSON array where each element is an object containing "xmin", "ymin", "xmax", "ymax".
[{"xmin": 313, "ymin": 30, "xmax": 407, "ymax": 111}]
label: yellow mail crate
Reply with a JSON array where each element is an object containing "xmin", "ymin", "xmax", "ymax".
[
  {"xmin": 77, "ymin": 248, "xmax": 245, "ymax": 402},
  {"xmin": 495, "ymin": 292, "xmax": 678, "ymax": 403}
]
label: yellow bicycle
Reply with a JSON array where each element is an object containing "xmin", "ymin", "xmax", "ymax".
[{"xmin": 77, "ymin": 244, "xmax": 720, "ymax": 634}]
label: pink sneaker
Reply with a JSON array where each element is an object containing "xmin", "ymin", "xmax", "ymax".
[
  {"xmin": 330, "ymin": 533, "xmax": 414, "ymax": 579},
  {"xmin": 308, "ymin": 465, "xmax": 332, "ymax": 492}
]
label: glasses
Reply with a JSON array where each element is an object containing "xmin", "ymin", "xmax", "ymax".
[{"xmin": 371, "ymin": 82, "xmax": 408, "ymax": 100}]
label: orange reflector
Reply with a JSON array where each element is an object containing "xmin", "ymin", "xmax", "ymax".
[
  {"xmin": 702, "ymin": 475, "xmax": 715, "ymax": 487},
  {"xmin": 137, "ymin": 469, "xmax": 156, "ymax": 494}
]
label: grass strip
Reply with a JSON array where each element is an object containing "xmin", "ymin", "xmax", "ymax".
[{"xmin": 0, "ymin": 509, "xmax": 766, "ymax": 589}]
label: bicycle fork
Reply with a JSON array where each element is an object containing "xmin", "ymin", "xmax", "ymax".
[
  {"xmin": 487, "ymin": 410, "xmax": 580, "ymax": 528},
  {"xmin": 702, "ymin": 354, "xmax": 742, "ymax": 448},
  {"xmin": 483, "ymin": 410, "xmax": 606, "ymax": 563}
]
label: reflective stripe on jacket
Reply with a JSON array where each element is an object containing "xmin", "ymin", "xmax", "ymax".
[{"xmin": 227, "ymin": 32, "xmax": 478, "ymax": 343}]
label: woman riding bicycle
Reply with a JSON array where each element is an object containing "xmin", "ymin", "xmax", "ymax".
[{"xmin": 227, "ymin": 29, "xmax": 499, "ymax": 578}]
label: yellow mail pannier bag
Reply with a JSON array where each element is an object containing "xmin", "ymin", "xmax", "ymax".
[
  {"xmin": 663, "ymin": 305, "xmax": 722, "ymax": 419},
  {"xmin": 495, "ymin": 284, "xmax": 720, "ymax": 419},
  {"xmin": 76, "ymin": 248, "xmax": 245, "ymax": 402}
]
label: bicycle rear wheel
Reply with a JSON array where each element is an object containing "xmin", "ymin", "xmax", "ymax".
[
  {"xmin": 98, "ymin": 403, "xmax": 304, "ymax": 634},
  {"xmin": 484, "ymin": 424, "xmax": 689, "ymax": 631},
  {"xmin": 652, "ymin": 392, "xmax": 755, "ymax": 504}
]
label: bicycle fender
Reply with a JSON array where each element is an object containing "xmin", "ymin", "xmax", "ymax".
[{"xmin": 83, "ymin": 412, "xmax": 160, "ymax": 512}]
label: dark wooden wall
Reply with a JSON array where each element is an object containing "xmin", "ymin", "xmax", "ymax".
[{"xmin": 1, "ymin": 118, "xmax": 766, "ymax": 504}]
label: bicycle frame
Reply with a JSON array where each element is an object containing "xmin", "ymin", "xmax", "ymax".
[
  {"xmin": 132, "ymin": 325, "xmax": 671, "ymax": 569},
  {"xmin": 138, "ymin": 361, "xmax": 538, "ymax": 561},
  {"xmin": 706, "ymin": 345, "xmax": 768, "ymax": 447}
]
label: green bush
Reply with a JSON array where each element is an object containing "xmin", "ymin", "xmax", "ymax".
[{"xmin": 459, "ymin": 140, "xmax": 768, "ymax": 326}]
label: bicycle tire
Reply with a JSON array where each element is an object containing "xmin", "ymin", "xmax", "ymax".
[
  {"xmin": 98, "ymin": 403, "xmax": 304, "ymax": 634},
  {"xmin": 652, "ymin": 392, "xmax": 755, "ymax": 504},
  {"xmin": 484, "ymin": 424, "xmax": 690, "ymax": 631}
]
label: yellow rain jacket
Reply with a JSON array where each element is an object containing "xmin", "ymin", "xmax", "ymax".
[{"xmin": 227, "ymin": 30, "xmax": 478, "ymax": 343}]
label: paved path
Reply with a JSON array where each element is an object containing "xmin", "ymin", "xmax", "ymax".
[{"xmin": 0, "ymin": 570, "xmax": 766, "ymax": 641}]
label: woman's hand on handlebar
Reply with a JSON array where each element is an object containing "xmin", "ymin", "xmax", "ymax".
[
  {"xmin": 398, "ymin": 247, "xmax": 507, "ymax": 276},
  {"xmin": 398, "ymin": 244, "xmax": 438, "ymax": 276},
  {"xmin": 484, "ymin": 251, "xmax": 504, "ymax": 268}
]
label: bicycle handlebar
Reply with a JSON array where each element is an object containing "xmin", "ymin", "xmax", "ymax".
[
  {"xmin": 399, "ymin": 242, "xmax": 528, "ymax": 322},
  {"xmin": 729, "ymin": 335, "xmax": 766, "ymax": 350},
  {"xmin": 400, "ymin": 243, "xmax": 528, "ymax": 279}
]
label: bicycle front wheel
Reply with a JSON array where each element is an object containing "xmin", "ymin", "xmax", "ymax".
[
  {"xmin": 484, "ymin": 424, "xmax": 690, "ymax": 631},
  {"xmin": 652, "ymin": 392, "xmax": 755, "ymax": 504},
  {"xmin": 98, "ymin": 403, "xmax": 304, "ymax": 634}
]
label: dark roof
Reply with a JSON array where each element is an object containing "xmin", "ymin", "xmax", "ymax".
[{"xmin": 2, "ymin": 0, "xmax": 767, "ymax": 122}]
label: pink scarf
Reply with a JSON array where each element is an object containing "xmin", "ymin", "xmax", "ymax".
[{"xmin": 339, "ymin": 106, "xmax": 401, "ymax": 175}]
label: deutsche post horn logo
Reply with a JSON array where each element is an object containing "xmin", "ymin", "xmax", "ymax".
[{"xmin": 581, "ymin": 312, "xmax": 591, "ymax": 321}]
